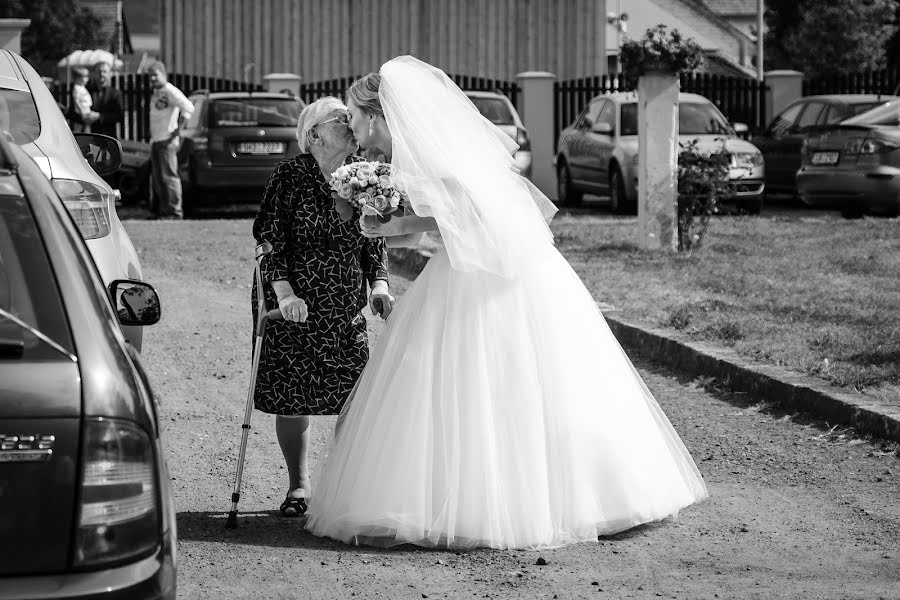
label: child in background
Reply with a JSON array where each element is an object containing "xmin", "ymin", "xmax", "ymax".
[{"xmin": 70, "ymin": 67, "xmax": 99, "ymax": 132}]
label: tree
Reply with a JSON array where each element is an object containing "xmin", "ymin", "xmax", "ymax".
[
  {"xmin": 0, "ymin": 0, "xmax": 104, "ymax": 76},
  {"xmin": 764, "ymin": 0, "xmax": 898, "ymax": 77}
]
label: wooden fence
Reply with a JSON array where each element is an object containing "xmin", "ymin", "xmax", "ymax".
[
  {"xmin": 553, "ymin": 73, "xmax": 768, "ymax": 149},
  {"xmin": 803, "ymin": 68, "xmax": 900, "ymax": 97},
  {"xmin": 51, "ymin": 73, "xmax": 262, "ymax": 142},
  {"xmin": 298, "ymin": 74, "xmax": 520, "ymax": 108}
]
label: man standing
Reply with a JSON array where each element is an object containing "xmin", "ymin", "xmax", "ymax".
[
  {"xmin": 148, "ymin": 61, "xmax": 193, "ymax": 219},
  {"xmin": 88, "ymin": 60, "xmax": 124, "ymax": 139}
]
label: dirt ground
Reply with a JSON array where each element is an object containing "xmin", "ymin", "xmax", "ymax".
[{"xmin": 125, "ymin": 219, "xmax": 900, "ymax": 600}]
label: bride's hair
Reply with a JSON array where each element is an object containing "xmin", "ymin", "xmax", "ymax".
[{"xmin": 347, "ymin": 73, "xmax": 383, "ymax": 116}]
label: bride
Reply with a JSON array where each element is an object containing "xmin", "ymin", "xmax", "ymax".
[{"xmin": 305, "ymin": 56, "xmax": 708, "ymax": 550}]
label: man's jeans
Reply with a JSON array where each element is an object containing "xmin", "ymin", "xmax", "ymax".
[{"xmin": 151, "ymin": 136, "xmax": 182, "ymax": 217}]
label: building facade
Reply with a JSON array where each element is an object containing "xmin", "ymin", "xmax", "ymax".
[{"xmin": 160, "ymin": 0, "xmax": 608, "ymax": 84}]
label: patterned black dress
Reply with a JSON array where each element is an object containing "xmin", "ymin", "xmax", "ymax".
[{"xmin": 251, "ymin": 154, "xmax": 388, "ymax": 415}]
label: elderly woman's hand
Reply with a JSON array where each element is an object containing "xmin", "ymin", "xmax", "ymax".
[
  {"xmin": 277, "ymin": 294, "xmax": 309, "ymax": 323},
  {"xmin": 359, "ymin": 214, "xmax": 403, "ymax": 238},
  {"xmin": 368, "ymin": 280, "xmax": 395, "ymax": 319}
]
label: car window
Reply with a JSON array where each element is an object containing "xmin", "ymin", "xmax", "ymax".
[
  {"xmin": 468, "ymin": 97, "xmax": 514, "ymax": 125},
  {"xmin": 848, "ymin": 101, "xmax": 889, "ymax": 117},
  {"xmin": 187, "ymin": 96, "xmax": 205, "ymax": 128},
  {"xmin": 0, "ymin": 183, "xmax": 72, "ymax": 359},
  {"xmin": 821, "ymin": 105, "xmax": 844, "ymax": 125},
  {"xmin": 842, "ymin": 99, "xmax": 900, "ymax": 126},
  {"xmin": 579, "ymin": 100, "xmax": 605, "ymax": 129},
  {"xmin": 768, "ymin": 103, "xmax": 804, "ymax": 135},
  {"xmin": 210, "ymin": 98, "xmax": 302, "ymax": 127},
  {"xmin": 796, "ymin": 102, "xmax": 825, "ymax": 128},
  {"xmin": 0, "ymin": 89, "xmax": 41, "ymax": 145},
  {"xmin": 679, "ymin": 101, "xmax": 733, "ymax": 135},
  {"xmin": 597, "ymin": 101, "xmax": 615, "ymax": 131}
]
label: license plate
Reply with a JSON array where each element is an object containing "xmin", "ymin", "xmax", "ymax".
[
  {"xmin": 237, "ymin": 142, "xmax": 284, "ymax": 154},
  {"xmin": 811, "ymin": 151, "xmax": 839, "ymax": 165}
]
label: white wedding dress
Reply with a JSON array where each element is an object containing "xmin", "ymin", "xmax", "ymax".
[{"xmin": 304, "ymin": 57, "xmax": 707, "ymax": 550}]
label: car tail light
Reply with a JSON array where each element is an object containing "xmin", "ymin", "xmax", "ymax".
[
  {"xmin": 859, "ymin": 138, "xmax": 899, "ymax": 154},
  {"xmin": 515, "ymin": 127, "xmax": 531, "ymax": 151},
  {"xmin": 51, "ymin": 179, "xmax": 112, "ymax": 240},
  {"xmin": 74, "ymin": 418, "xmax": 159, "ymax": 567},
  {"xmin": 843, "ymin": 138, "xmax": 866, "ymax": 156}
]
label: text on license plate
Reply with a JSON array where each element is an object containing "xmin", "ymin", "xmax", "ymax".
[
  {"xmin": 811, "ymin": 151, "xmax": 839, "ymax": 165},
  {"xmin": 237, "ymin": 142, "xmax": 284, "ymax": 154}
]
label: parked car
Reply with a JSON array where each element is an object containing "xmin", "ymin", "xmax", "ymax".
[
  {"xmin": 797, "ymin": 98, "xmax": 900, "ymax": 217},
  {"xmin": 0, "ymin": 135, "xmax": 175, "ymax": 599},
  {"xmin": 0, "ymin": 49, "xmax": 148, "ymax": 350},
  {"xmin": 751, "ymin": 94, "xmax": 895, "ymax": 197},
  {"xmin": 178, "ymin": 90, "xmax": 305, "ymax": 213},
  {"xmin": 464, "ymin": 90, "xmax": 533, "ymax": 179},
  {"xmin": 555, "ymin": 92, "xmax": 765, "ymax": 214}
]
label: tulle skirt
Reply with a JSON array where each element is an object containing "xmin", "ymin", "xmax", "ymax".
[{"xmin": 305, "ymin": 246, "xmax": 708, "ymax": 550}]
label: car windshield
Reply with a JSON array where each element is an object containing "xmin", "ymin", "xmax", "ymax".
[
  {"xmin": 620, "ymin": 101, "xmax": 734, "ymax": 136},
  {"xmin": 0, "ymin": 89, "xmax": 41, "ymax": 144},
  {"xmin": 210, "ymin": 98, "xmax": 302, "ymax": 127},
  {"xmin": 468, "ymin": 97, "xmax": 515, "ymax": 125},
  {"xmin": 842, "ymin": 99, "xmax": 900, "ymax": 126},
  {"xmin": 0, "ymin": 189, "xmax": 72, "ymax": 359}
]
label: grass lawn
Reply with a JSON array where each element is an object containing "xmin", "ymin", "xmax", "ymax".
[{"xmin": 549, "ymin": 210, "xmax": 900, "ymax": 406}]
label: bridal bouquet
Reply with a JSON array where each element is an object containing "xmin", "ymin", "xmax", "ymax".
[{"xmin": 329, "ymin": 161, "xmax": 404, "ymax": 223}]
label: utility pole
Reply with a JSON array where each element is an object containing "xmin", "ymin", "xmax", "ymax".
[{"xmin": 757, "ymin": 0, "xmax": 764, "ymax": 82}]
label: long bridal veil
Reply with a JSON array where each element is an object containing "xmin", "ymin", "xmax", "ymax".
[{"xmin": 379, "ymin": 55, "xmax": 558, "ymax": 277}]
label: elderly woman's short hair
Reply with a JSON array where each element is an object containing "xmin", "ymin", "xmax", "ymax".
[{"xmin": 296, "ymin": 96, "xmax": 347, "ymax": 153}]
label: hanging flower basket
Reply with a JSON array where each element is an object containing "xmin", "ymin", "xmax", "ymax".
[{"xmin": 620, "ymin": 25, "xmax": 705, "ymax": 79}]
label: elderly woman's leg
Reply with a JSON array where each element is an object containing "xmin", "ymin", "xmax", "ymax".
[{"xmin": 275, "ymin": 415, "xmax": 310, "ymax": 515}]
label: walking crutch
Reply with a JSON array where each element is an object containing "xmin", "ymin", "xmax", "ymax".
[{"xmin": 226, "ymin": 241, "xmax": 284, "ymax": 529}]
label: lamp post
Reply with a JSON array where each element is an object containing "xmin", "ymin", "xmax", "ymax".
[{"xmin": 757, "ymin": 0, "xmax": 764, "ymax": 82}]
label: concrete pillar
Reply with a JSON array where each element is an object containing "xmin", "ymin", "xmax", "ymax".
[
  {"xmin": 515, "ymin": 71, "xmax": 556, "ymax": 198},
  {"xmin": 764, "ymin": 70, "xmax": 804, "ymax": 127},
  {"xmin": 637, "ymin": 71, "xmax": 679, "ymax": 252},
  {"xmin": 0, "ymin": 19, "xmax": 30, "ymax": 55},
  {"xmin": 263, "ymin": 72, "xmax": 302, "ymax": 98}
]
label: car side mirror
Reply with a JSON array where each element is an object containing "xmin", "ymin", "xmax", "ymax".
[
  {"xmin": 74, "ymin": 133, "xmax": 122, "ymax": 177},
  {"xmin": 109, "ymin": 280, "xmax": 161, "ymax": 326},
  {"xmin": 592, "ymin": 122, "xmax": 614, "ymax": 135}
]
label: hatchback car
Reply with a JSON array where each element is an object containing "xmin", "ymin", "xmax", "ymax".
[
  {"xmin": 0, "ymin": 135, "xmax": 175, "ymax": 599},
  {"xmin": 556, "ymin": 92, "xmax": 765, "ymax": 214},
  {"xmin": 464, "ymin": 90, "xmax": 533, "ymax": 179},
  {"xmin": 751, "ymin": 94, "xmax": 895, "ymax": 197},
  {"xmin": 0, "ymin": 49, "xmax": 147, "ymax": 350},
  {"xmin": 178, "ymin": 91, "xmax": 304, "ymax": 213},
  {"xmin": 797, "ymin": 99, "xmax": 900, "ymax": 217}
]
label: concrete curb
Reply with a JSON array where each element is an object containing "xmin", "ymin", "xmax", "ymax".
[{"xmin": 388, "ymin": 247, "xmax": 900, "ymax": 444}]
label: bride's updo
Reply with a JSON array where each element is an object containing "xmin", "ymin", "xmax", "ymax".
[{"xmin": 347, "ymin": 73, "xmax": 383, "ymax": 116}]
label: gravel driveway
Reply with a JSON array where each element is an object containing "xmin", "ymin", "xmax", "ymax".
[{"xmin": 124, "ymin": 219, "xmax": 900, "ymax": 600}]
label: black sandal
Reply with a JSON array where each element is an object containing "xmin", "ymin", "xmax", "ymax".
[{"xmin": 280, "ymin": 493, "xmax": 308, "ymax": 517}]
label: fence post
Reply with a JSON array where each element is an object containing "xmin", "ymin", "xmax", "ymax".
[
  {"xmin": 763, "ymin": 70, "xmax": 803, "ymax": 126},
  {"xmin": 516, "ymin": 71, "xmax": 557, "ymax": 198}
]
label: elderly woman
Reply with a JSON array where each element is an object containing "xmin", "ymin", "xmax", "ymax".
[{"xmin": 251, "ymin": 96, "xmax": 393, "ymax": 517}]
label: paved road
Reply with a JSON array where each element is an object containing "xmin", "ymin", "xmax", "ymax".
[{"xmin": 125, "ymin": 220, "xmax": 900, "ymax": 600}]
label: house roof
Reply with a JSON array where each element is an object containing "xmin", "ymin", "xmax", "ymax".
[{"xmin": 703, "ymin": 0, "xmax": 757, "ymax": 16}]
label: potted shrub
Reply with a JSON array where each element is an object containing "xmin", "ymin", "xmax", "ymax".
[{"xmin": 619, "ymin": 24, "xmax": 705, "ymax": 78}]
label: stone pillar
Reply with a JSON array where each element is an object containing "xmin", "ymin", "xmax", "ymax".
[
  {"xmin": 515, "ymin": 71, "xmax": 556, "ymax": 198},
  {"xmin": 764, "ymin": 70, "xmax": 804, "ymax": 127},
  {"xmin": 263, "ymin": 72, "xmax": 302, "ymax": 98},
  {"xmin": 0, "ymin": 19, "xmax": 30, "ymax": 55},
  {"xmin": 637, "ymin": 71, "xmax": 679, "ymax": 252}
]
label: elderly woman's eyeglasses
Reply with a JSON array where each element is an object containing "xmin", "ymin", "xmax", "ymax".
[{"xmin": 319, "ymin": 112, "xmax": 350, "ymax": 126}]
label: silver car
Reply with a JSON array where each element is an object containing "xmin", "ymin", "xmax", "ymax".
[
  {"xmin": 464, "ymin": 90, "xmax": 533, "ymax": 179},
  {"xmin": 555, "ymin": 92, "xmax": 766, "ymax": 214},
  {"xmin": 0, "ymin": 49, "xmax": 146, "ymax": 349}
]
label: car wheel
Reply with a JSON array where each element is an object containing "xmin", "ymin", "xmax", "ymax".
[
  {"xmin": 609, "ymin": 165, "xmax": 632, "ymax": 214},
  {"xmin": 737, "ymin": 193, "xmax": 764, "ymax": 215},
  {"xmin": 556, "ymin": 161, "xmax": 583, "ymax": 206}
]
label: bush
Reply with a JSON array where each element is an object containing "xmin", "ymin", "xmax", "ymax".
[
  {"xmin": 619, "ymin": 24, "xmax": 705, "ymax": 78},
  {"xmin": 677, "ymin": 140, "xmax": 733, "ymax": 252}
]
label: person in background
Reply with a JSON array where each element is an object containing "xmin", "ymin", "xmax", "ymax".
[
  {"xmin": 87, "ymin": 60, "xmax": 124, "ymax": 139},
  {"xmin": 148, "ymin": 61, "xmax": 193, "ymax": 220},
  {"xmin": 68, "ymin": 67, "xmax": 98, "ymax": 133}
]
